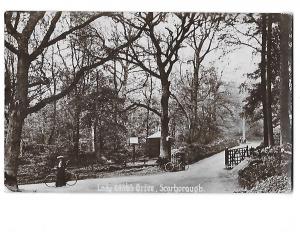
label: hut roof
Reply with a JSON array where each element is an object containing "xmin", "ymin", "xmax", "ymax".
[{"xmin": 147, "ymin": 131, "xmax": 161, "ymax": 138}]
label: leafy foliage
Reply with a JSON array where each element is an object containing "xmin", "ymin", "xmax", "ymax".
[{"xmin": 238, "ymin": 144, "xmax": 292, "ymax": 192}]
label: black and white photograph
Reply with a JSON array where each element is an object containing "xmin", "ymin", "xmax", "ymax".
[
  {"xmin": 3, "ymin": 11, "xmax": 293, "ymax": 193},
  {"xmin": 2, "ymin": 1, "xmax": 300, "ymax": 232}
]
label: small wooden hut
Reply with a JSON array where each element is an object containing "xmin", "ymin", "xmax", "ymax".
[{"xmin": 146, "ymin": 131, "xmax": 173, "ymax": 158}]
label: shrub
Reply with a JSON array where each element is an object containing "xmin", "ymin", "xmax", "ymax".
[
  {"xmin": 175, "ymin": 138, "xmax": 239, "ymax": 164},
  {"xmin": 238, "ymin": 143, "xmax": 292, "ymax": 192},
  {"xmin": 249, "ymin": 175, "xmax": 292, "ymax": 193}
]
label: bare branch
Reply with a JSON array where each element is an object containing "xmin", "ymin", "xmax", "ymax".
[
  {"xmin": 30, "ymin": 12, "xmax": 115, "ymax": 60},
  {"xmin": 170, "ymin": 93, "xmax": 189, "ymax": 120},
  {"xmin": 29, "ymin": 12, "xmax": 62, "ymax": 59},
  {"xmin": 22, "ymin": 12, "xmax": 45, "ymax": 39},
  {"xmin": 26, "ymin": 56, "xmax": 110, "ymax": 115},
  {"xmin": 124, "ymin": 102, "xmax": 161, "ymax": 117},
  {"xmin": 5, "ymin": 41, "xmax": 19, "ymax": 55},
  {"xmin": 26, "ymin": 20, "xmax": 145, "ymax": 115},
  {"xmin": 4, "ymin": 12, "xmax": 21, "ymax": 40}
]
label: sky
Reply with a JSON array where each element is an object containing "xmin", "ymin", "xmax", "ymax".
[{"xmin": 214, "ymin": 45, "xmax": 260, "ymax": 85}]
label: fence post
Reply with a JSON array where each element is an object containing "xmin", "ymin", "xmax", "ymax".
[
  {"xmin": 249, "ymin": 146, "xmax": 254, "ymax": 157},
  {"xmin": 225, "ymin": 147, "xmax": 228, "ymax": 167}
]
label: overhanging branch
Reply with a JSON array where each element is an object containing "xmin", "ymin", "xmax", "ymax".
[
  {"xmin": 30, "ymin": 12, "xmax": 115, "ymax": 60},
  {"xmin": 26, "ymin": 22, "xmax": 145, "ymax": 115},
  {"xmin": 170, "ymin": 93, "xmax": 189, "ymax": 120},
  {"xmin": 5, "ymin": 41, "xmax": 19, "ymax": 55},
  {"xmin": 124, "ymin": 102, "xmax": 161, "ymax": 117}
]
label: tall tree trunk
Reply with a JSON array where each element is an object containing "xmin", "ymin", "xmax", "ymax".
[
  {"xmin": 242, "ymin": 116, "xmax": 246, "ymax": 140},
  {"xmin": 47, "ymin": 52, "xmax": 57, "ymax": 145},
  {"xmin": 146, "ymin": 106, "xmax": 150, "ymax": 137},
  {"xmin": 73, "ymin": 98, "xmax": 81, "ymax": 160},
  {"xmin": 4, "ymin": 56, "xmax": 30, "ymax": 191},
  {"xmin": 47, "ymin": 79, "xmax": 57, "ymax": 145},
  {"xmin": 91, "ymin": 125, "xmax": 95, "ymax": 152},
  {"xmin": 191, "ymin": 57, "xmax": 200, "ymax": 143},
  {"xmin": 146, "ymin": 76, "xmax": 153, "ymax": 138},
  {"xmin": 160, "ymin": 78, "xmax": 171, "ymax": 159},
  {"xmin": 121, "ymin": 48, "xmax": 130, "ymax": 98},
  {"xmin": 261, "ymin": 14, "xmax": 269, "ymax": 146},
  {"xmin": 266, "ymin": 14, "xmax": 274, "ymax": 146},
  {"xmin": 280, "ymin": 14, "xmax": 292, "ymax": 144},
  {"xmin": 93, "ymin": 74, "xmax": 102, "ymax": 156},
  {"xmin": 93, "ymin": 119, "xmax": 101, "ymax": 155}
]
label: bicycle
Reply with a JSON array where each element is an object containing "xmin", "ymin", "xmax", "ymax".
[
  {"xmin": 164, "ymin": 160, "xmax": 189, "ymax": 172},
  {"xmin": 44, "ymin": 161, "xmax": 78, "ymax": 187}
]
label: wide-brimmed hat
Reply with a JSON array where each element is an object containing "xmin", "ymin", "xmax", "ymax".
[{"xmin": 56, "ymin": 155, "xmax": 64, "ymax": 159}]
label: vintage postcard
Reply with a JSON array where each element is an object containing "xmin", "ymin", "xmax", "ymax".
[{"xmin": 4, "ymin": 11, "xmax": 293, "ymax": 193}]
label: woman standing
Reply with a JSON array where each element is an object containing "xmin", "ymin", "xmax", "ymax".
[{"xmin": 55, "ymin": 156, "xmax": 66, "ymax": 187}]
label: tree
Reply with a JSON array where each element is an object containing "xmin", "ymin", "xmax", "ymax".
[
  {"xmin": 266, "ymin": 14, "xmax": 274, "ymax": 145},
  {"xmin": 4, "ymin": 11, "xmax": 143, "ymax": 190},
  {"xmin": 172, "ymin": 66, "xmax": 239, "ymax": 144},
  {"xmin": 279, "ymin": 14, "xmax": 292, "ymax": 144},
  {"xmin": 229, "ymin": 13, "xmax": 279, "ymax": 146},
  {"xmin": 186, "ymin": 13, "xmax": 226, "ymax": 142},
  {"xmin": 122, "ymin": 12, "xmax": 198, "ymax": 159},
  {"xmin": 261, "ymin": 14, "xmax": 269, "ymax": 145}
]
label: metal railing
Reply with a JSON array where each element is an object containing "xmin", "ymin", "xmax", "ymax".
[{"xmin": 225, "ymin": 146, "xmax": 251, "ymax": 169}]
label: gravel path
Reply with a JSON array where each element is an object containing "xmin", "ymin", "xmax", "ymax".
[{"xmin": 19, "ymin": 141, "xmax": 261, "ymax": 193}]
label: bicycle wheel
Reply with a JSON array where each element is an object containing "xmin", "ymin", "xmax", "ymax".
[
  {"xmin": 44, "ymin": 173, "xmax": 56, "ymax": 187},
  {"xmin": 66, "ymin": 171, "xmax": 78, "ymax": 186},
  {"xmin": 164, "ymin": 162, "xmax": 174, "ymax": 172}
]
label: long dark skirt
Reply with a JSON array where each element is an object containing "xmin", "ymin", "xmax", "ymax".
[{"xmin": 56, "ymin": 168, "xmax": 66, "ymax": 187}]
